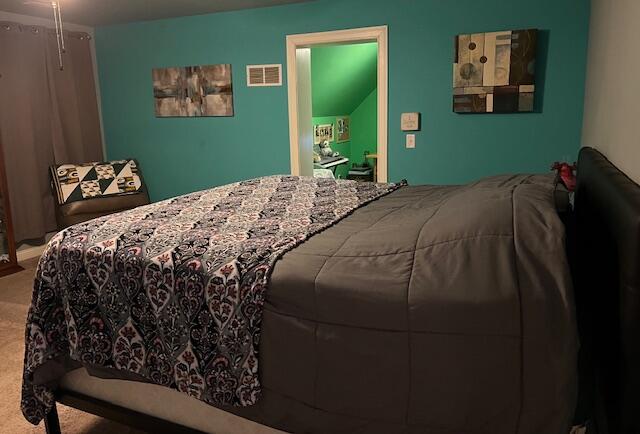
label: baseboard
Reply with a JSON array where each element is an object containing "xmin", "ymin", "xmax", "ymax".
[{"xmin": 17, "ymin": 244, "xmax": 46, "ymax": 262}]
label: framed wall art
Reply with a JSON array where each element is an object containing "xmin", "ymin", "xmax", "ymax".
[
  {"xmin": 152, "ymin": 64, "xmax": 234, "ymax": 117},
  {"xmin": 336, "ymin": 116, "xmax": 350, "ymax": 142},
  {"xmin": 453, "ymin": 29, "xmax": 537, "ymax": 113},
  {"xmin": 314, "ymin": 123, "xmax": 334, "ymax": 144}
]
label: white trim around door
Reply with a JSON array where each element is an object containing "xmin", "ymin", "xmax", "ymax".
[{"xmin": 286, "ymin": 26, "xmax": 389, "ymax": 182}]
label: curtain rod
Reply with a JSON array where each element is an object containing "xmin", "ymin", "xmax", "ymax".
[
  {"xmin": 0, "ymin": 21, "xmax": 92, "ymax": 39},
  {"xmin": 52, "ymin": 1, "xmax": 65, "ymax": 69}
]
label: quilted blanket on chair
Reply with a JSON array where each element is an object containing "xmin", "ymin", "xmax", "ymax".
[
  {"xmin": 51, "ymin": 159, "xmax": 144, "ymax": 205},
  {"xmin": 21, "ymin": 175, "xmax": 402, "ymax": 425}
]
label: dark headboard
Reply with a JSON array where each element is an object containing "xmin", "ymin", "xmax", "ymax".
[{"xmin": 574, "ymin": 147, "xmax": 640, "ymax": 434}]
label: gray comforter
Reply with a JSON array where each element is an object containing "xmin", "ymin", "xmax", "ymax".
[
  {"xmin": 23, "ymin": 174, "xmax": 577, "ymax": 434},
  {"xmin": 229, "ymin": 174, "xmax": 577, "ymax": 434}
]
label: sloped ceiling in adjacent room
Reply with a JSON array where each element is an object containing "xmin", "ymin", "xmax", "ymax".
[{"xmin": 311, "ymin": 42, "xmax": 377, "ymax": 117}]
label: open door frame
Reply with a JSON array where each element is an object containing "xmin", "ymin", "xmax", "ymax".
[{"xmin": 286, "ymin": 26, "xmax": 389, "ymax": 182}]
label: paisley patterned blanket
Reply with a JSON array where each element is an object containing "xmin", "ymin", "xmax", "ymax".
[{"xmin": 21, "ymin": 175, "xmax": 402, "ymax": 424}]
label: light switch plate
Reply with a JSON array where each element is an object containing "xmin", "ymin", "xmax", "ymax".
[{"xmin": 406, "ymin": 134, "xmax": 416, "ymax": 149}]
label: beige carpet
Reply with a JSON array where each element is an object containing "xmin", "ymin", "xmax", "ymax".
[{"xmin": 0, "ymin": 258, "xmax": 142, "ymax": 434}]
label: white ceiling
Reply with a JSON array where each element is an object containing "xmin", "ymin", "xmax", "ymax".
[{"xmin": 0, "ymin": 0, "xmax": 314, "ymax": 26}]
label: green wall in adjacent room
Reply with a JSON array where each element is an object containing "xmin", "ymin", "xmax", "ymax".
[
  {"xmin": 95, "ymin": 0, "xmax": 590, "ymax": 201},
  {"xmin": 311, "ymin": 43, "xmax": 378, "ymax": 117},
  {"xmin": 310, "ymin": 43, "xmax": 377, "ymax": 180}
]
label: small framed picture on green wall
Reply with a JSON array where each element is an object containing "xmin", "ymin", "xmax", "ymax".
[
  {"xmin": 314, "ymin": 124, "xmax": 334, "ymax": 144},
  {"xmin": 336, "ymin": 116, "xmax": 350, "ymax": 143}
]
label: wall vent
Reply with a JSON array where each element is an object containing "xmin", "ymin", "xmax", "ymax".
[{"xmin": 246, "ymin": 64, "xmax": 282, "ymax": 87}]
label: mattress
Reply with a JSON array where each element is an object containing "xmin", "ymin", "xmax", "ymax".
[
  {"xmin": 60, "ymin": 368, "xmax": 283, "ymax": 434},
  {"xmin": 57, "ymin": 174, "xmax": 577, "ymax": 434}
]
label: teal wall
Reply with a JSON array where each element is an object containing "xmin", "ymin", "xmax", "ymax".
[
  {"xmin": 350, "ymin": 89, "xmax": 378, "ymax": 167},
  {"xmin": 95, "ymin": 0, "xmax": 590, "ymax": 201}
]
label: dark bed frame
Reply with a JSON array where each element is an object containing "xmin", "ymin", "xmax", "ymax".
[
  {"xmin": 573, "ymin": 147, "xmax": 640, "ymax": 434},
  {"xmin": 45, "ymin": 388, "xmax": 206, "ymax": 434},
  {"xmin": 43, "ymin": 147, "xmax": 640, "ymax": 434}
]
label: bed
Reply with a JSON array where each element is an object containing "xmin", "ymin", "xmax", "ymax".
[
  {"xmin": 22, "ymin": 171, "xmax": 581, "ymax": 434},
  {"xmin": 573, "ymin": 147, "xmax": 640, "ymax": 434}
]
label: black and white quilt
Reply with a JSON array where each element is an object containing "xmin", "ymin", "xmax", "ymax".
[
  {"xmin": 21, "ymin": 175, "xmax": 402, "ymax": 425},
  {"xmin": 51, "ymin": 159, "xmax": 143, "ymax": 205}
]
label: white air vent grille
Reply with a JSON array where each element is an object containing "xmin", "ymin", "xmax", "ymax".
[{"xmin": 247, "ymin": 64, "xmax": 282, "ymax": 87}]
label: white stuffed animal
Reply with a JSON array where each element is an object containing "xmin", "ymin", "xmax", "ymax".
[{"xmin": 319, "ymin": 140, "xmax": 340, "ymax": 158}]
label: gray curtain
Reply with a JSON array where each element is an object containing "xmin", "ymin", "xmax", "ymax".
[{"xmin": 0, "ymin": 22, "xmax": 103, "ymax": 243}]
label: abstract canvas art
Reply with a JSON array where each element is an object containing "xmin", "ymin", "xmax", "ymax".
[
  {"xmin": 453, "ymin": 29, "xmax": 537, "ymax": 113},
  {"xmin": 152, "ymin": 64, "xmax": 234, "ymax": 117}
]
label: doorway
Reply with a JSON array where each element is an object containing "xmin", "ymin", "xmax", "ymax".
[{"xmin": 286, "ymin": 26, "xmax": 388, "ymax": 182}]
